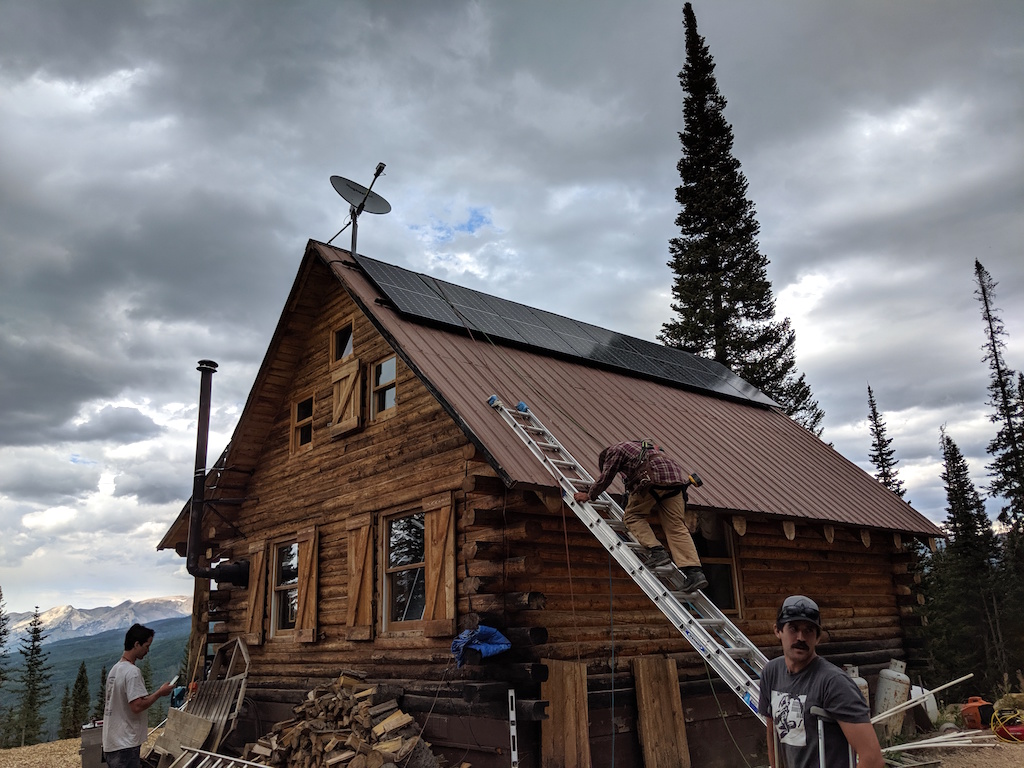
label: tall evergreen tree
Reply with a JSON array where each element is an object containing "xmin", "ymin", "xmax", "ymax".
[
  {"xmin": 660, "ymin": 2, "xmax": 823, "ymax": 434},
  {"xmin": 70, "ymin": 661, "xmax": 90, "ymax": 733},
  {"xmin": 138, "ymin": 657, "xmax": 165, "ymax": 727},
  {"xmin": 92, "ymin": 666, "xmax": 107, "ymax": 721},
  {"xmin": 923, "ymin": 430, "xmax": 1006, "ymax": 692},
  {"xmin": 0, "ymin": 587, "xmax": 9, "ymax": 691},
  {"xmin": 58, "ymin": 684, "xmax": 74, "ymax": 739},
  {"xmin": 974, "ymin": 260, "xmax": 1024, "ymax": 534},
  {"xmin": 12, "ymin": 607, "xmax": 53, "ymax": 745},
  {"xmin": 866, "ymin": 385, "xmax": 907, "ymax": 499}
]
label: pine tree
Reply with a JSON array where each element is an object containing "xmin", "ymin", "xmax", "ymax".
[
  {"xmin": 0, "ymin": 587, "xmax": 9, "ymax": 698},
  {"xmin": 92, "ymin": 666, "xmax": 107, "ymax": 721},
  {"xmin": 70, "ymin": 661, "xmax": 90, "ymax": 733},
  {"xmin": 866, "ymin": 385, "xmax": 908, "ymax": 499},
  {"xmin": 138, "ymin": 657, "xmax": 164, "ymax": 727},
  {"xmin": 58, "ymin": 684, "xmax": 74, "ymax": 739},
  {"xmin": 660, "ymin": 2, "xmax": 823, "ymax": 434},
  {"xmin": 12, "ymin": 607, "xmax": 53, "ymax": 745},
  {"xmin": 975, "ymin": 260, "xmax": 1024, "ymax": 534},
  {"xmin": 923, "ymin": 430, "xmax": 1006, "ymax": 692}
]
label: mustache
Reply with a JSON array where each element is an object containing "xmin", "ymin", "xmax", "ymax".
[{"xmin": 791, "ymin": 641, "xmax": 810, "ymax": 651}]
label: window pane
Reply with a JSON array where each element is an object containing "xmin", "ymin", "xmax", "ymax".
[
  {"xmin": 388, "ymin": 513, "xmax": 424, "ymax": 568},
  {"xmin": 389, "ymin": 568, "xmax": 426, "ymax": 622},
  {"xmin": 276, "ymin": 588, "xmax": 298, "ymax": 629},
  {"xmin": 296, "ymin": 397, "xmax": 313, "ymax": 421},
  {"xmin": 375, "ymin": 357, "xmax": 396, "ymax": 387},
  {"xmin": 334, "ymin": 326, "xmax": 353, "ymax": 361},
  {"xmin": 276, "ymin": 543, "xmax": 299, "ymax": 586},
  {"xmin": 298, "ymin": 423, "xmax": 312, "ymax": 445},
  {"xmin": 375, "ymin": 385, "xmax": 396, "ymax": 413}
]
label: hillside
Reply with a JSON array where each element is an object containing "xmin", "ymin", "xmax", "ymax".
[{"xmin": 3, "ymin": 616, "xmax": 190, "ymax": 740}]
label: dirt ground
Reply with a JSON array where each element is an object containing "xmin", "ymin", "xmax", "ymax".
[{"xmin": 0, "ymin": 735, "xmax": 1020, "ymax": 768}]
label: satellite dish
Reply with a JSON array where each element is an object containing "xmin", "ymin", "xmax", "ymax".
[
  {"xmin": 331, "ymin": 175, "xmax": 391, "ymax": 215},
  {"xmin": 326, "ymin": 163, "xmax": 391, "ymax": 254}
]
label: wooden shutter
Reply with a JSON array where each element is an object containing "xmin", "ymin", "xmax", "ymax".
[
  {"xmin": 422, "ymin": 492, "xmax": 456, "ymax": 638},
  {"xmin": 346, "ymin": 512, "xmax": 374, "ymax": 640},
  {"xmin": 295, "ymin": 526, "xmax": 319, "ymax": 643},
  {"xmin": 331, "ymin": 358, "xmax": 362, "ymax": 438},
  {"xmin": 245, "ymin": 541, "xmax": 267, "ymax": 646}
]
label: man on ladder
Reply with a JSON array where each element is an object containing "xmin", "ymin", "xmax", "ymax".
[
  {"xmin": 572, "ymin": 439, "xmax": 709, "ymax": 593},
  {"xmin": 759, "ymin": 595, "xmax": 884, "ymax": 767}
]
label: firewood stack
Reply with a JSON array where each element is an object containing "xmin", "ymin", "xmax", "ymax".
[{"xmin": 243, "ymin": 673, "xmax": 445, "ymax": 768}]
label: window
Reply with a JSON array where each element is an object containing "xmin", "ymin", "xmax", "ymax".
[
  {"xmin": 371, "ymin": 356, "xmax": 397, "ymax": 418},
  {"xmin": 694, "ymin": 515, "xmax": 741, "ymax": 614},
  {"xmin": 271, "ymin": 541, "xmax": 299, "ymax": 634},
  {"xmin": 292, "ymin": 394, "xmax": 313, "ymax": 452},
  {"xmin": 333, "ymin": 323, "xmax": 354, "ymax": 363},
  {"xmin": 384, "ymin": 511, "xmax": 426, "ymax": 626},
  {"xmin": 244, "ymin": 527, "xmax": 318, "ymax": 646},
  {"xmin": 346, "ymin": 493, "xmax": 456, "ymax": 641}
]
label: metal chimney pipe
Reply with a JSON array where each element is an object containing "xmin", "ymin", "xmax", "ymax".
[{"xmin": 187, "ymin": 360, "xmax": 218, "ymax": 576}]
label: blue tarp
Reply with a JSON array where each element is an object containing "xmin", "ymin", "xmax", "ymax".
[{"xmin": 450, "ymin": 625, "xmax": 511, "ymax": 668}]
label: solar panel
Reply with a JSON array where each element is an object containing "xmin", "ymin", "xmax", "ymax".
[{"xmin": 352, "ymin": 253, "xmax": 777, "ymax": 407}]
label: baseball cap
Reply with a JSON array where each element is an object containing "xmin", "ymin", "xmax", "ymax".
[{"xmin": 777, "ymin": 595, "xmax": 821, "ymax": 629}]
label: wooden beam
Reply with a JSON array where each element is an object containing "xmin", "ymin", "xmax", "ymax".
[
  {"xmin": 633, "ymin": 656, "xmax": 691, "ymax": 768},
  {"xmin": 860, "ymin": 529, "xmax": 871, "ymax": 548},
  {"xmin": 892, "ymin": 532, "xmax": 902, "ymax": 549},
  {"xmin": 822, "ymin": 525, "xmax": 835, "ymax": 544},
  {"xmin": 731, "ymin": 516, "xmax": 747, "ymax": 537},
  {"xmin": 542, "ymin": 659, "xmax": 591, "ymax": 768}
]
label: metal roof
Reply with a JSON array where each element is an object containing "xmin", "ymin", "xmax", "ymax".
[{"xmin": 318, "ymin": 242, "xmax": 942, "ymax": 537}]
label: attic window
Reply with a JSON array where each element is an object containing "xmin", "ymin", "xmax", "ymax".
[
  {"xmin": 292, "ymin": 395, "xmax": 314, "ymax": 453},
  {"xmin": 333, "ymin": 323, "xmax": 354, "ymax": 363},
  {"xmin": 371, "ymin": 356, "xmax": 397, "ymax": 419}
]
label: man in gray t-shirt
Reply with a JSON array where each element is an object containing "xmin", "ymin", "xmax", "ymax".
[{"xmin": 758, "ymin": 595, "xmax": 883, "ymax": 768}]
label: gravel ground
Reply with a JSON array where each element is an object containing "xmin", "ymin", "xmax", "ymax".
[{"xmin": 1, "ymin": 734, "xmax": 1020, "ymax": 767}]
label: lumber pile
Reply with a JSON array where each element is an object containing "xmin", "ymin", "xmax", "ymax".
[{"xmin": 243, "ymin": 673, "xmax": 442, "ymax": 768}]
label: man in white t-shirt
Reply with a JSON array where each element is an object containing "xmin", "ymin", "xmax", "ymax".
[{"xmin": 102, "ymin": 624, "xmax": 174, "ymax": 768}]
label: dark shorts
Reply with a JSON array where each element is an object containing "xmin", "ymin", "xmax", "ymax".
[{"xmin": 103, "ymin": 746, "xmax": 141, "ymax": 768}]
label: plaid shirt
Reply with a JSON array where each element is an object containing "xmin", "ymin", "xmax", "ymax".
[{"xmin": 585, "ymin": 440, "xmax": 690, "ymax": 500}]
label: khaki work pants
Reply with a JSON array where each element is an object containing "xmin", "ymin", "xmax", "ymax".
[{"xmin": 623, "ymin": 487, "xmax": 701, "ymax": 568}]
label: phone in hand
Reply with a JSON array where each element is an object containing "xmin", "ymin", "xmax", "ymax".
[{"xmin": 168, "ymin": 675, "xmax": 179, "ymax": 687}]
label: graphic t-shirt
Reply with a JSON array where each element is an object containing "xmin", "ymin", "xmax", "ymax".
[
  {"xmin": 758, "ymin": 655, "xmax": 871, "ymax": 768},
  {"xmin": 102, "ymin": 660, "xmax": 149, "ymax": 751}
]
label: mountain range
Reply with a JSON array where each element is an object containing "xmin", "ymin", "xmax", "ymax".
[{"xmin": 6, "ymin": 596, "xmax": 193, "ymax": 645}]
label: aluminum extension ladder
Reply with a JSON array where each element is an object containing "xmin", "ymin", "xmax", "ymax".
[{"xmin": 487, "ymin": 395, "xmax": 769, "ymax": 722}]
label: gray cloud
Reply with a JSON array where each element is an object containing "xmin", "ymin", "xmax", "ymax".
[{"xmin": 0, "ymin": 0, "xmax": 1021, "ymax": 612}]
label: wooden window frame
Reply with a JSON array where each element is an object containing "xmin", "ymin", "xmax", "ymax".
[
  {"xmin": 245, "ymin": 526, "xmax": 318, "ymax": 646},
  {"xmin": 291, "ymin": 393, "xmax": 314, "ymax": 454},
  {"xmin": 369, "ymin": 355, "xmax": 398, "ymax": 422},
  {"xmin": 345, "ymin": 493, "xmax": 455, "ymax": 641},
  {"xmin": 270, "ymin": 538, "xmax": 299, "ymax": 638},
  {"xmin": 331, "ymin": 318, "xmax": 355, "ymax": 366},
  {"xmin": 381, "ymin": 509, "xmax": 427, "ymax": 632}
]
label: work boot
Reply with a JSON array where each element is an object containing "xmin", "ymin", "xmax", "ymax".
[
  {"xmin": 678, "ymin": 568, "xmax": 709, "ymax": 593},
  {"xmin": 645, "ymin": 546, "xmax": 672, "ymax": 568}
]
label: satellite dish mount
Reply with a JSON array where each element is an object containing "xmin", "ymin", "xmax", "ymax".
[{"xmin": 328, "ymin": 163, "xmax": 392, "ymax": 260}]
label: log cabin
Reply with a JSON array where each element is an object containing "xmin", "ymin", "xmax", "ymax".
[{"xmin": 158, "ymin": 239, "xmax": 943, "ymax": 768}]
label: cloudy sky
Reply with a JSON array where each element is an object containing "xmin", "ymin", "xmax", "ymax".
[{"xmin": 0, "ymin": 0, "xmax": 1021, "ymax": 615}]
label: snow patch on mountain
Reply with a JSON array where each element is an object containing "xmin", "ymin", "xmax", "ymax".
[{"xmin": 6, "ymin": 596, "xmax": 193, "ymax": 645}]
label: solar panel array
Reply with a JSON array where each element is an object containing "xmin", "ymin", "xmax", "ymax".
[{"xmin": 354, "ymin": 254, "xmax": 777, "ymax": 407}]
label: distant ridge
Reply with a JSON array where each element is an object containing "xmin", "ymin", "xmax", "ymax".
[{"xmin": 6, "ymin": 596, "xmax": 193, "ymax": 645}]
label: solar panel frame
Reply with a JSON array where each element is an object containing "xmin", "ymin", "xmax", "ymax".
[{"xmin": 351, "ymin": 253, "xmax": 777, "ymax": 407}]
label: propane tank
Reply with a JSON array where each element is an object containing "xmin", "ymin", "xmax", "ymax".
[
  {"xmin": 845, "ymin": 664, "xmax": 870, "ymax": 707},
  {"xmin": 873, "ymin": 659, "xmax": 911, "ymax": 738}
]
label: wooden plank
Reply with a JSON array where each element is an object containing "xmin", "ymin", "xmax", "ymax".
[
  {"xmin": 633, "ymin": 656, "xmax": 691, "ymax": 768},
  {"xmin": 541, "ymin": 659, "xmax": 590, "ymax": 768}
]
